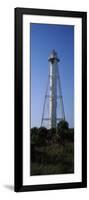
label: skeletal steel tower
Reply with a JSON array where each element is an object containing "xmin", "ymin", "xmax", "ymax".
[{"xmin": 41, "ymin": 50, "xmax": 65, "ymax": 128}]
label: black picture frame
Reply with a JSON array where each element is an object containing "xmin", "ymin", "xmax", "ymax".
[{"xmin": 15, "ymin": 7, "xmax": 87, "ymax": 192}]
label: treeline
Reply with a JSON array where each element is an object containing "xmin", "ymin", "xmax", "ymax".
[
  {"xmin": 31, "ymin": 120, "xmax": 74, "ymax": 146},
  {"xmin": 30, "ymin": 120, "xmax": 74, "ymax": 175}
]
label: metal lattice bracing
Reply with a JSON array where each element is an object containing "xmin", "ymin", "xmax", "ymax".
[{"xmin": 41, "ymin": 50, "xmax": 65, "ymax": 129}]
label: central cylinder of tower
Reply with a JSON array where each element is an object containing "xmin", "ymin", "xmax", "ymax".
[{"xmin": 48, "ymin": 50, "xmax": 59, "ymax": 128}]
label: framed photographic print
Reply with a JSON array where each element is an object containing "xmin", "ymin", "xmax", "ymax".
[{"xmin": 15, "ymin": 8, "xmax": 87, "ymax": 192}]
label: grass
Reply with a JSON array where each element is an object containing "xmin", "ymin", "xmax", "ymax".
[{"xmin": 31, "ymin": 141, "xmax": 74, "ymax": 176}]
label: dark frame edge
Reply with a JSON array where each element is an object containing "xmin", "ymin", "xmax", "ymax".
[
  {"xmin": 82, "ymin": 12, "xmax": 87, "ymax": 188},
  {"xmin": 15, "ymin": 182, "xmax": 86, "ymax": 193},
  {"xmin": 15, "ymin": 7, "xmax": 86, "ymax": 18},
  {"xmin": 14, "ymin": 8, "xmax": 23, "ymax": 192}
]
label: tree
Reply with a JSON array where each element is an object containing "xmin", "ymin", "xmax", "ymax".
[
  {"xmin": 31, "ymin": 127, "xmax": 39, "ymax": 145},
  {"xmin": 57, "ymin": 120, "xmax": 69, "ymax": 143},
  {"xmin": 49, "ymin": 128, "xmax": 56, "ymax": 143},
  {"xmin": 57, "ymin": 120, "xmax": 69, "ymax": 132},
  {"xmin": 38, "ymin": 127, "xmax": 48, "ymax": 145},
  {"xmin": 31, "ymin": 127, "xmax": 38, "ymax": 135}
]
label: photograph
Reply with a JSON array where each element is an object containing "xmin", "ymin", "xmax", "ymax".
[{"xmin": 30, "ymin": 23, "xmax": 74, "ymax": 176}]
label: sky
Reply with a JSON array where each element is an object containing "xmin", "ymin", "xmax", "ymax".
[{"xmin": 30, "ymin": 23, "xmax": 74, "ymax": 128}]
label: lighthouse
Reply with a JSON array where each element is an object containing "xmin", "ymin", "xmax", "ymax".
[
  {"xmin": 48, "ymin": 50, "xmax": 59, "ymax": 128},
  {"xmin": 41, "ymin": 50, "xmax": 65, "ymax": 129}
]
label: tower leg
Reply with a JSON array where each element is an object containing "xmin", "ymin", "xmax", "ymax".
[{"xmin": 57, "ymin": 65, "xmax": 65, "ymax": 120}]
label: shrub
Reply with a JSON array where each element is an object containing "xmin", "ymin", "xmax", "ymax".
[
  {"xmin": 31, "ymin": 127, "xmax": 39, "ymax": 145},
  {"xmin": 38, "ymin": 127, "xmax": 48, "ymax": 146},
  {"xmin": 57, "ymin": 120, "xmax": 69, "ymax": 133}
]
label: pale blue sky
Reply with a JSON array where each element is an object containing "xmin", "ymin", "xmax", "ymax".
[{"xmin": 30, "ymin": 23, "xmax": 74, "ymax": 128}]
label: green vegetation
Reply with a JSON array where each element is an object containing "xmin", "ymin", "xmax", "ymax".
[{"xmin": 30, "ymin": 121, "xmax": 74, "ymax": 176}]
